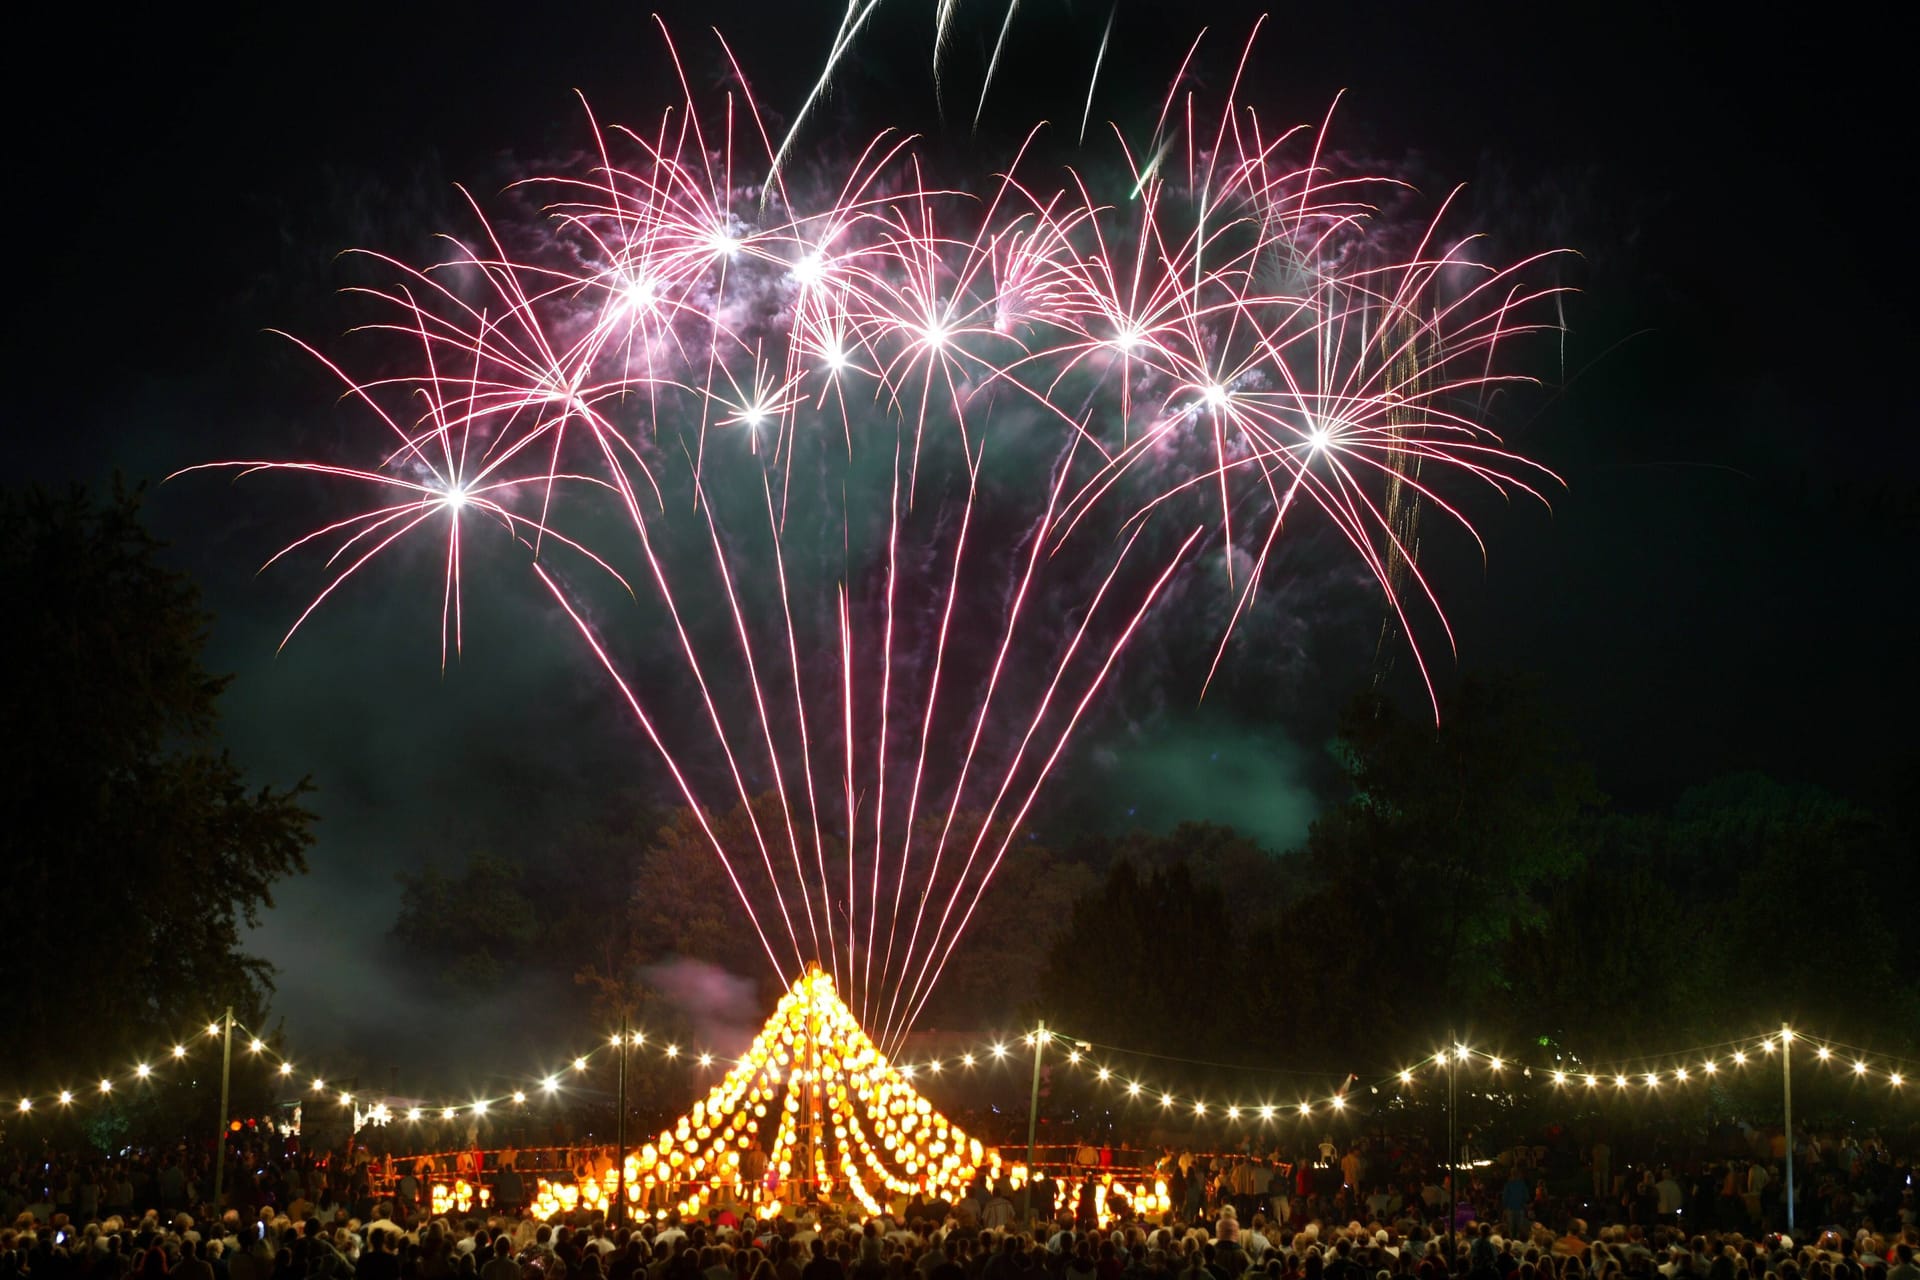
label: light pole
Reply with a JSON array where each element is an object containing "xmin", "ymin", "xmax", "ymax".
[
  {"xmin": 1023, "ymin": 1023, "xmax": 1048, "ymax": 1225},
  {"xmin": 213, "ymin": 1007, "xmax": 233, "ymax": 1212},
  {"xmin": 1446, "ymin": 1043, "xmax": 1458, "ymax": 1268},
  {"xmin": 614, "ymin": 1016, "xmax": 629, "ymax": 1227},
  {"xmin": 1781, "ymin": 1023, "xmax": 1795, "ymax": 1236}
]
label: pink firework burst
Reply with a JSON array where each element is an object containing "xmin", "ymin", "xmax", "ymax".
[{"xmin": 181, "ymin": 22, "xmax": 1566, "ymax": 1045}]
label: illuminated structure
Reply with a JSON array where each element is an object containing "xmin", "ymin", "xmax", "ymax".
[
  {"xmin": 538, "ymin": 967, "xmax": 997, "ymax": 1220},
  {"xmin": 526, "ymin": 967, "xmax": 1172, "ymax": 1222}
]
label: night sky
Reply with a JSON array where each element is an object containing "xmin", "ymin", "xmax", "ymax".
[{"xmin": 12, "ymin": 2, "xmax": 1914, "ymax": 1062}]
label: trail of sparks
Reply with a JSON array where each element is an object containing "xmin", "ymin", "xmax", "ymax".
[
  {"xmin": 1080, "ymin": 6, "xmax": 1116, "ymax": 145},
  {"xmin": 184, "ymin": 21, "xmax": 1565, "ymax": 1036}
]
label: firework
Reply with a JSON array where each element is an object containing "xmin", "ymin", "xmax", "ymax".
[{"xmin": 182, "ymin": 23, "xmax": 1563, "ymax": 1047}]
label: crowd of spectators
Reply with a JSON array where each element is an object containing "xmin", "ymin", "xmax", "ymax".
[{"xmin": 4, "ymin": 1126, "xmax": 1915, "ymax": 1280}]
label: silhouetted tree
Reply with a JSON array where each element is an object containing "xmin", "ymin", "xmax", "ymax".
[{"xmin": 1, "ymin": 482, "xmax": 315, "ymax": 1082}]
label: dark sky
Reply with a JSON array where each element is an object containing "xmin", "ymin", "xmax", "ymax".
[{"xmin": 11, "ymin": 2, "xmax": 1915, "ymax": 1059}]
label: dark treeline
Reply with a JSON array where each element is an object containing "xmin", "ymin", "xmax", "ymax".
[
  {"xmin": 6, "ymin": 483, "xmax": 1913, "ymax": 1137},
  {"xmin": 388, "ymin": 676, "xmax": 1918, "ymax": 1118},
  {"xmin": 1033, "ymin": 680, "xmax": 1918, "ymax": 1110}
]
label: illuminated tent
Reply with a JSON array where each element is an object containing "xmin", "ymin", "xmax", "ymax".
[{"xmin": 536, "ymin": 967, "xmax": 999, "ymax": 1220}]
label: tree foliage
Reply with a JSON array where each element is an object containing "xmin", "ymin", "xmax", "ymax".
[
  {"xmin": 384, "ymin": 667, "xmax": 1916, "ymax": 1119},
  {"xmin": 392, "ymin": 851, "xmax": 540, "ymax": 990},
  {"xmin": 0, "ymin": 482, "xmax": 316, "ymax": 1082},
  {"xmin": 1035, "ymin": 678, "xmax": 1917, "ymax": 1103},
  {"xmin": 391, "ymin": 791, "xmax": 1098, "ymax": 1038},
  {"xmin": 1039, "ymin": 857, "xmax": 1237, "ymax": 1054},
  {"xmin": 1301, "ymin": 676, "xmax": 1602, "ymax": 1010}
]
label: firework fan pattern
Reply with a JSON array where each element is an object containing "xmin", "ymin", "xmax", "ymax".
[{"xmin": 185, "ymin": 23, "xmax": 1566, "ymax": 1048}]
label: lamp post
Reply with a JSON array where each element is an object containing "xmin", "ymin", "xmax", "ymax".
[
  {"xmin": 213, "ymin": 1007, "xmax": 233, "ymax": 1212},
  {"xmin": 1781, "ymin": 1023, "xmax": 1795, "ymax": 1236},
  {"xmin": 1023, "ymin": 1023, "xmax": 1048, "ymax": 1225},
  {"xmin": 1446, "ymin": 1044, "xmax": 1457, "ymax": 1268},
  {"xmin": 614, "ymin": 1016, "xmax": 629, "ymax": 1227}
]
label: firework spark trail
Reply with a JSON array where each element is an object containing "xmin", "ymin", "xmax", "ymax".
[
  {"xmin": 1080, "ymin": 6, "xmax": 1115, "ymax": 145},
  {"xmin": 972, "ymin": 0, "xmax": 1021, "ymax": 132},
  {"xmin": 534, "ymin": 562, "xmax": 787, "ymax": 977},
  {"xmin": 762, "ymin": 471, "xmax": 835, "ymax": 980},
  {"xmin": 693, "ymin": 473, "xmax": 816, "ymax": 971},
  {"xmin": 839, "ymin": 583, "xmax": 858, "ymax": 994},
  {"xmin": 185, "ymin": 22, "xmax": 1565, "ymax": 1030},
  {"xmin": 875, "ymin": 426, "xmax": 1077, "ymax": 1048},
  {"xmin": 899, "ymin": 523, "xmax": 1206, "ymax": 1038},
  {"xmin": 864, "ymin": 428, "xmax": 903, "ymax": 1027},
  {"xmin": 874, "ymin": 444, "xmax": 974, "ymax": 1010},
  {"xmin": 887, "ymin": 511, "xmax": 1162, "ymax": 1043}
]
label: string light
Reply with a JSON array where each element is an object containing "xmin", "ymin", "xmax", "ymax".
[
  {"xmin": 408, "ymin": 1107, "xmax": 423, "ymax": 1121},
  {"xmin": 10, "ymin": 1013, "xmax": 1915, "ymax": 1147},
  {"xmin": 207, "ymin": 1023, "xmax": 221, "ymax": 1038}
]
